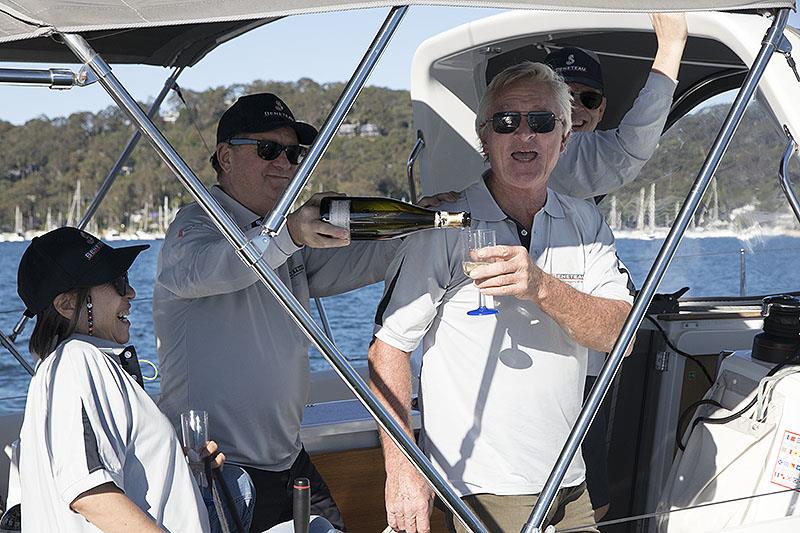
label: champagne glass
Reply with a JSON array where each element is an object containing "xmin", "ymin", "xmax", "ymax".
[
  {"xmin": 462, "ymin": 229, "xmax": 498, "ymax": 316},
  {"xmin": 181, "ymin": 409, "xmax": 209, "ymax": 488}
]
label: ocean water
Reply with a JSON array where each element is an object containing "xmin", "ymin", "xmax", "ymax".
[{"xmin": 0, "ymin": 235, "xmax": 798, "ymax": 414}]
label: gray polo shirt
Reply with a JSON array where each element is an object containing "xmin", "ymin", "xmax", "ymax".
[
  {"xmin": 374, "ymin": 179, "xmax": 633, "ymax": 496},
  {"xmin": 154, "ymin": 185, "xmax": 396, "ymax": 470},
  {"xmin": 550, "ymin": 71, "xmax": 677, "ymax": 199}
]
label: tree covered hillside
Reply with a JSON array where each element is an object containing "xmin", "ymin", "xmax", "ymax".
[{"xmin": 0, "ymin": 79, "xmax": 794, "ymax": 232}]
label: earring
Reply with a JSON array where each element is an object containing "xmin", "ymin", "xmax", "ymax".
[{"xmin": 86, "ymin": 294, "xmax": 94, "ymax": 336}]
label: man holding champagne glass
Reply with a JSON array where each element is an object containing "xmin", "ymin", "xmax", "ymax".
[{"xmin": 368, "ymin": 62, "xmax": 635, "ymax": 533}]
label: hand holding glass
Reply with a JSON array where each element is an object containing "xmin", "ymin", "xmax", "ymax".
[
  {"xmin": 181, "ymin": 410, "xmax": 209, "ymax": 488},
  {"xmin": 462, "ymin": 229, "xmax": 498, "ymax": 316}
]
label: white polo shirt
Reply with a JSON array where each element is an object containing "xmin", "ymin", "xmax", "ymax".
[
  {"xmin": 374, "ymin": 179, "xmax": 633, "ymax": 497},
  {"xmin": 19, "ymin": 335, "xmax": 209, "ymax": 532}
]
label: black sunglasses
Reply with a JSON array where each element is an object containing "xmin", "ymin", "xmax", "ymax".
[
  {"xmin": 226, "ymin": 138, "xmax": 308, "ymax": 165},
  {"xmin": 485, "ymin": 111, "xmax": 563, "ymax": 135},
  {"xmin": 572, "ymin": 90, "xmax": 604, "ymax": 110},
  {"xmin": 110, "ymin": 272, "xmax": 130, "ymax": 297}
]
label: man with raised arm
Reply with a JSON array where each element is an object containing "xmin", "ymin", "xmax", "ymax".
[
  {"xmin": 369, "ymin": 62, "xmax": 635, "ymax": 533},
  {"xmin": 547, "ymin": 13, "xmax": 688, "ymax": 199}
]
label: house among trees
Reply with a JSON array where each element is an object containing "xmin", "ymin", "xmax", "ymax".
[
  {"xmin": 338, "ymin": 123, "xmax": 358, "ymax": 137},
  {"xmin": 336, "ymin": 122, "xmax": 383, "ymax": 137},
  {"xmin": 359, "ymin": 123, "xmax": 382, "ymax": 137},
  {"xmin": 160, "ymin": 109, "xmax": 180, "ymax": 123}
]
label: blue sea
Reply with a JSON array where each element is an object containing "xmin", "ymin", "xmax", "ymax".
[{"xmin": 1, "ymin": 235, "xmax": 799, "ymax": 414}]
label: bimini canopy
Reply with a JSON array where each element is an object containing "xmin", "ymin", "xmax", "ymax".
[{"xmin": 0, "ymin": 1, "xmax": 794, "ymax": 65}]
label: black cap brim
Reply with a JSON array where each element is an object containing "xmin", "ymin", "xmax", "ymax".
[
  {"xmin": 21, "ymin": 243, "xmax": 149, "ymax": 318},
  {"xmin": 75, "ymin": 244, "xmax": 149, "ymax": 289}
]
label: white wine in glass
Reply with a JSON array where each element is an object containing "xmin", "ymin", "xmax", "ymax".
[
  {"xmin": 462, "ymin": 229, "xmax": 498, "ymax": 316},
  {"xmin": 462, "ymin": 261, "xmax": 489, "ymax": 276}
]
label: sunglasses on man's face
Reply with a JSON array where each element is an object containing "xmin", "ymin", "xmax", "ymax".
[
  {"xmin": 110, "ymin": 273, "xmax": 130, "ymax": 297},
  {"xmin": 486, "ymin": 111, "xmax": 562, "ymax": 135},
  {"xmin": 226, "ymin": 138, "xmax": 309, "ymax": 165},
  {"xmin": 571, "ymin": 90, "xmax": 604, "ymax": 110}
]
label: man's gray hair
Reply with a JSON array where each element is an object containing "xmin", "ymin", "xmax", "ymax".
[{"xmin": 476, "ymin": 61, "xmax": 573, "ymax": 138}]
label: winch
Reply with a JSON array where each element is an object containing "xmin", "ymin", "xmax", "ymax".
[{"xmin": 752, "ymin": 294, "xmax": 800, "ymax": 363}]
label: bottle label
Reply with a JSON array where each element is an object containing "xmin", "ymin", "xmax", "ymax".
[
  {"xmin": 439, "ymin": 211, "xmax": 468, "ymax": 228},
  {"xmin": 327, "ymin": 199, "xmax": 351, "ymax": 231}
]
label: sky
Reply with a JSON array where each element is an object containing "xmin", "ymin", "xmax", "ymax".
[
  {"xmin": 1, "ymin": 7, "xmax": 799, "ymax": 125},
  {"xmin": 0, "ymin": 6, "xmax": 504, "ymax": 125}
]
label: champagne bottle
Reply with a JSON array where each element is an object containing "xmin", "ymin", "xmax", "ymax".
[{"xmin": 319, "ymin": 196, "xmax": 471, "ymax": 240}]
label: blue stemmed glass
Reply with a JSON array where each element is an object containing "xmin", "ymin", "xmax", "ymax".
[{"xmin": 462, "ymin": 229, "xmax": 498, "ymax": 316}]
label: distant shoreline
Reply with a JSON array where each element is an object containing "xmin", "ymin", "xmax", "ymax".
[
  {"xmin": 2, "ymin": 226, "xmax": 800, "ymax": 243},
  {"xmin": 0, "ymin": 231, "xmax": 166, "ymax": 242},
  {"xmin": 613, "ymin": 226, "xmax": 800, "ymax": 240}
]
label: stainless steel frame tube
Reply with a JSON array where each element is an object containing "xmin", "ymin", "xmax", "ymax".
[
  {"xmin": 0, "ymin": 67, "xmax": 75, "ymax": 88},
  {"xmin": 263, "ymin": 6, "xmax": 407, "ymax": 235},
  {"xmin": 8, "ymin": 314, "xmax": 27, "ymax": 343},
  {"xmin": 739, "ymin": 248, "xmax": 746, "ymax": 296},
  {"xmin": 61, "ymin": 31, "xmax": 487, "ymax": 533},
  {"xmin": 522, "ymin": 9, "xmax": 791, "ymax": 533},
  {"xmin": 79, "ymin": 66, "xmax": 184, "ymax": 229},
  {"xmin": 0, "ymin": 329, "xmax": 34, "ymax": 376},
  {"xmin": 779, "ymin": 135, "xmax": 800, "ymax": 224},
  {"xmin": 314, "ymin": 298, "xmax": 336, "ymax": 342}
]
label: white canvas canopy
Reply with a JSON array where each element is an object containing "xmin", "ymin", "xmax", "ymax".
[{"xmin": 0, "ymin": 1, "xmax": 795, "ymax": 64}]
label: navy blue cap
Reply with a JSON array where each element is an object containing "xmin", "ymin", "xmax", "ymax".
[
  {"xmin": 545, "ymin": 47, "xmax": 604, "ymax": 92},
  {"xmin": 216, "ymin": 93, "xmax": 318, "ymax": 145},
  {"xmin": 17, "ymin": 227, "xmax": 148, "ymax": 317}
]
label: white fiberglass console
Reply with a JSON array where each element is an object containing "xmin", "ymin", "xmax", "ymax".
[{"xmin": 658, "ymin": 350, "xmax": 800, "ymax": 532}]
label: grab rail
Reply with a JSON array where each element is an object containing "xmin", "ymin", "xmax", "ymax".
[
  {"xmin": 406, "ymin": 130, "xmax": 425, "ymax": 203},
  {"xmin": 779, "ymin": 126, "xmax": 800, "ymax": 224}
]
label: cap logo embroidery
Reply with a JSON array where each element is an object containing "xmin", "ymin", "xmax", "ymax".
[
  {"xmin": 84, "ymin": 241, "xmax": 103, "ymax": 261},
  {"xmin": 275, "ymin": 100, "xmax": 284, "ymax": 111},
  {"xmin": 566, "ymin": 54, "xmax": 575, "ymax": 66},
  {"xmin": 264, "ymin": 110, "xmax": 292, "ymax": 120}
]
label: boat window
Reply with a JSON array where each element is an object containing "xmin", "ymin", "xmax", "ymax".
[{"xmin": 602, "ymin": 91, "xmax": 800, "ymax": 298}]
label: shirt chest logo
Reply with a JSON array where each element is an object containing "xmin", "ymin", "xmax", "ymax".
[{"xmin": 554, "ymin": 273, "xmax": 584, "ymax": 284}]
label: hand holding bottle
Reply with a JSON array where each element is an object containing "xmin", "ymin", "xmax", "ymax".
[{"xmin": 287, "ymin": 192, "xmax": 351, "ymax": 248}]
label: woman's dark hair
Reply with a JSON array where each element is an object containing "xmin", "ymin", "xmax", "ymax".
[{"xmin": 29, "ymin": 287, "xmax": 91, "ymax": 360}]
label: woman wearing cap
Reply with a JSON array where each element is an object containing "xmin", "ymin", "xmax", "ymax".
[{"xmin": 15, "ymin": 227, "xmax": 251, "ymax": 532}]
